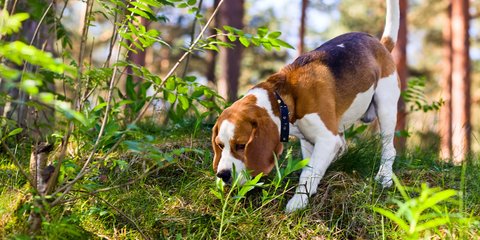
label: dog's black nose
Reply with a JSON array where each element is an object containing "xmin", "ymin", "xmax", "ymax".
[{"xmin": 216, "ymin": 169, "xmax": 231, "ymax": 183}]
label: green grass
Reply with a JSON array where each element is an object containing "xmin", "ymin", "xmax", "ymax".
[{"xmin": 1, "ymin": 124, "xmax": 479, "ymax": 239}]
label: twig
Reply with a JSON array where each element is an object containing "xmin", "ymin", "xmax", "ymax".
[
  {"xmin": 181, "ymin": 0, "xmax": 204, "ymax": 78},
  {"xmin": 2, "ymin": 142, "xmax": 36, "ymax": 191},
  {"xmin": 95, "ymin": 195, "xmax": 150, "ymax": 240},
  {"xmin": 28, "ymin": 2, "xmax": 53, "ymax": 46},
  {"xmin": 76, "ymin": 0, "xmax": 94, "ymax": 111},
  {"xmin": 53, "ymin": 165, "xmax": 159, "ymax": 206}
]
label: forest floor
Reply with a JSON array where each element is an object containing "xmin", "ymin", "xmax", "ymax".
[{"xmin": 1, "ymin": 122, "xmax": 480, "ymax": 239}]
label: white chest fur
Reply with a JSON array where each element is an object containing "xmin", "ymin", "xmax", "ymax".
[{"xmin": 338, "ymin": 85, "xmax": 375, "ymax": 132}]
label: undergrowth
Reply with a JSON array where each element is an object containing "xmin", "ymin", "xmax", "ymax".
[{"xmin": 1, "ymin": 124, "xmax": 479, "ymax": 239}]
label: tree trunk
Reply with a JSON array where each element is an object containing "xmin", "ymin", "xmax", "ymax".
[
  {"xmin": 4, "ymin": 0, "xmax": 56, "ymax": 141},
  {"xmin": 439, "ymin": 3, "xmax": 452, "ymax": 160},
  {"xmin": 298, "ymin": 0, "xmax": 308, "ymax": 54},
  {"xmin": 451, "ymin": 0, "xmax": 470, "ymax": 163},
  {"xmin": 217, "ymin": 0, "xmax": 244, "ymax": 102},
  {"xmin": 392, "ymin": 0, "xmax": 407, "ymax": 151},
  {"xmin": 206, "ymin": 0, "xmax": 220, "ymax": 84}
]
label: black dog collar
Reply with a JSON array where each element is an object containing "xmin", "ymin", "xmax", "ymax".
[{"xmin": 274, "ymin": 91, "xmax": 289, "ymax": 142}]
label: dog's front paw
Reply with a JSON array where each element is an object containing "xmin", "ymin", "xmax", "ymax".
[
  {"xmin": 285, "ymin": 194, "xmax": 309, "ymax": 213},
  {"xmin": 375, "ymin": 173, "xmax": 393, "ymax": 188}
]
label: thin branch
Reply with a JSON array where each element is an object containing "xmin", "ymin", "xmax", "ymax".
[
  {"xmin": 76, "ymin": 0, "xmax": 94, "ymax": 111},
  {"xmin": 29, "ymin": 2, "xmax": 54, "ymax": 46},
  {"xmin": 2, "ymin": 142, "xmax": 36, "ymax": 191},
  {"xmin": 96, "ymin": 195, "xmax": 150, "ymax": 240},
  {"xmin": 53, "ymin": 165, "xmax": 160, "ymax": 206},
  {"xmin": 45, "ymin": 121, "xmax": 72, "ymax": 194},
  {"xmin": 181, "ymin": 0, "xmax": 204, "ymax": 78}
]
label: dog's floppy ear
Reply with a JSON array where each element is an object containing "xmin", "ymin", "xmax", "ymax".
[
  {"xmin": 245, "ymin": 118, "xmax": 283, "ymax": 176},
  {"xmin": 212, "ymin": 123, "xmax": 221, "ymax": 172}
]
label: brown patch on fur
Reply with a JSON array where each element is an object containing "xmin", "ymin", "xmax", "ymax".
[
  {"xmin": 211, "ymin": 95, "xmax": 282, "ymax": 175},
  {"xmin": 256, "ymin": 34, "xmax": 397, "ymax": 133},
  {"xmin": 212, "ymin": 124, "xmax": 221, "ymax": 172},
  {"xmin": 380, "ymin": 36, "xmax": 395, "ymax": 52}
]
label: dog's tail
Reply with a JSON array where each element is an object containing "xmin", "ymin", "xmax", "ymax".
[{"xmin": 380, "ymin": 0, "xmax": 400, "ymax": 52}]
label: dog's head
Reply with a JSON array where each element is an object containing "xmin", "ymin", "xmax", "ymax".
[{"xmin": 212, "ymin": 95, "xmax": 283, "ymax": 184}]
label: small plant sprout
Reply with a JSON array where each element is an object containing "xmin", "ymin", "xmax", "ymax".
[{"xmin": 373, "ymin": 174, "xmax": 476, "ymax": 239}]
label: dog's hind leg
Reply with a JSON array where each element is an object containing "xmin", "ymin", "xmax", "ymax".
[{"xmin": 373, "ymin": 72, "xmax": 400, "ymax": 187}]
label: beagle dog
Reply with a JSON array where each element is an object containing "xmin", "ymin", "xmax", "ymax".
[{"xmin": 212, "ymin": 0, "xmax": 400, "ymax": 212}]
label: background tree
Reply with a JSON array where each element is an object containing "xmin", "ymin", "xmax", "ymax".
[
  {"xmin": 298, "ymin": 0, "xmax": 308, "ymax": 54},
  {"xmin": 393, "ymin": 0, "xmax": 408, "ymax": 151},
  {"xmin": 439, "ymin": 2, "xmax": 452, "ymax": 159},
  {"xmin": 206, "ymin": 0, "xmax": 220, "ymax": 84},
  {"xmin": 450, "ymin": 0, "xmax": 471, "ymax": 163},
  {"xmin": 217, "ymin": 0, "xmax": 245, "ymax": 102}
]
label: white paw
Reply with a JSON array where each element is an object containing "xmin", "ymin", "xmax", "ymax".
[
  {"xmin": 375, "ymin": 173, "xmax": 393, "ymax": 188},
  {"xmin": 285, "ymin": 194, "xmax": 309, "ymax": 213}
]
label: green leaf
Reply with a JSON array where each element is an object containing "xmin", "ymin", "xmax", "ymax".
[
  {"xmin": 55, "ymin": 101, "xmax": 88, "ymax": 126},
  {"xmin": 124, "ymin": 140, "xmax": 142, "ymax": 152},
  {"xmin": 0, "ymin": 11, "xmax": 30, "ymax": 35},
  {"xmin": 270, "ymin": 38, "xmax": 294, "ymax": 49},
  {"xmin": 165, "ymin": 91, "xmax": 176, "ymax": 103},
  {"xmin": 7, "ymin": 128, "xmax": 23, "ymax": 137},
  {"xmin": 165, "ymin": 76, "xmax": 176, "ymax": 90},
  {"xmin": 142, "ymin": 0, "xmax": 162, "ymax": 7},
  {"xmin": 128, "ymin": 8, "xmax": 150, "ymax": 19},
  {"xmin": 126, "ymin": 75, "xmax": 136, "ymax": 100},
  {"xmin": 20, "ymin": 79, "xmax": 40, "ymax": 95},
  {"xmin": 418, "ymin": 189, "xmax": 457, "ymax": 213},
  {"xmin": 392, "ymin": 174, "xmax": 410, "ymax": 201},
  {"xmin": 223, "ymin": 25, "xmax": 235, "ymax": 33},
  {"xmin": 267, "ymin": 31, "xmax": 281, "ymax": 39},
  {"xmin": 239, "ymin": 36, "xmax": 250, "ymax": 47},
  {"xmin": 262, "ymin": 42, "xmax": 272, "ymax": 51},
  {"xmin": 178, "ymin": 95, "xmax": 189, "ymax": 110},
  {"xmin": 92, "ymin": 102, "xmax": 108, "ymax": 112},
  {"xmin": 373, "ymin": 207, "xmax": 410, "ymax": 232},
  {"xmin": 416, "ymin": 217, "xmax": 450, "ymax": 232},
  {"xmin": 38, "ymin": 92, "xmax": 55, "ymax": 103},
  {"xmin": 288, "ymin": 158, "xmax": 310, "ymax": 174},
  {"xmin": 257, "ymin": 26, "xmax": 268, "ymax": 38},
  {"xmin": 210, "ymin": 188, "xmax": 223, "ymax": 200},
  {"xmin": 0, "ymin": 64, "xmax": 20, "ymax": 80},
  {"xmin": 227, "ymin": 34, "xmax": 237, "ymax": 42},
  {"xmin": 236, "ymin": 173, "xmax": 263, "ymax": 198},
  {"xmin": 178, "ymin": 2, "xmax": 189, "ymax": 8}
]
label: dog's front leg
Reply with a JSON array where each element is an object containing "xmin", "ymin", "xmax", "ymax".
[
  {"xmin": 285, "ymin": 135, "xmax": 342, "ymax": 212},
  {"xmin": 300, "ymin": 139, "xmax": 313, "ymax": 159}
]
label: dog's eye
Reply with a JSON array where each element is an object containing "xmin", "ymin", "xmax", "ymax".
[
  {"xmin": 235, "ymin": 144, "xmax": 246, "ymax": 152},
  {"xmin": 218, "ymin": 143, "xmax": 224, "ymax": 150}
]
